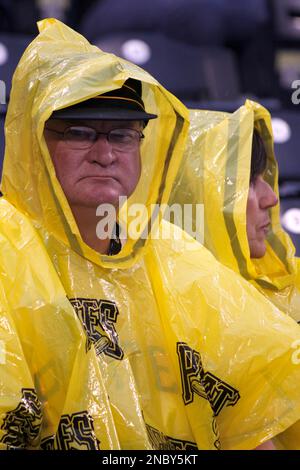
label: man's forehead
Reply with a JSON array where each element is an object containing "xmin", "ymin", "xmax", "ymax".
[{"xmin": 46, "ymin": 118, "xmax": 143, "ymax": 129}]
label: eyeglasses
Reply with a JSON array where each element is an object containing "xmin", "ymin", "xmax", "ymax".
[{"xmin": 45, "ymin": 126, "xmax": 145, "ymax": 150}]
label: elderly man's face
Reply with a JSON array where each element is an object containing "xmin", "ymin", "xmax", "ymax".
[{"xmin": 44, "ymin": 119, "xmax": 143, "ymax": 209}]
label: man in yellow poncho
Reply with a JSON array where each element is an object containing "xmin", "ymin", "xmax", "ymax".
[{"xmin": 1, "ymin": 19, "xmax": 300, "ymax": 450}]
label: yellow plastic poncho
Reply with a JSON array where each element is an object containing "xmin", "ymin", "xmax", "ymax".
[
  {"xmin": 170, "ymin": 101, "xmax": 300, "ymax": 449},
  {"xmin": 2, "ymin": 19, "xmax": 300, "ymax": 450},
  {"xmin": 170, "ymin": 101, "xmax": 300, "ymax": 322}
]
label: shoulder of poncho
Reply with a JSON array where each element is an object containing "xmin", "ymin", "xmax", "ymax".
[
  {"xmin": 147, "ymin": 219, "xmax": 234, "ymax": 280},
  {"xmin": 150, "ymin": 219, "xmax": 214, "ymax": 256},
  {"xmin": 0, "ymin": 198, "xmax": 46, "ymax": 254}
]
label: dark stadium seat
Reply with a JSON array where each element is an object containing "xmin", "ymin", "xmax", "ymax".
[
  {"xmin": 0, "ymin": 33, "xmax": 33, "ymax": 99},
  {"xmin": 0, "ymin": 33, "xmax": 32, "ymax": 175},
  {"xmin": 272, "ymin": 1, "xmax": 300, "ymax": 105},
  {"xmin": 95, "ymin": 31, "xmax": 241, "ymax": 102},
  {"xmin": 270, "ymin": 109, "xmax": 300, "ymax": 255},
  {"xmin": 273, "ymin": 0, "xmax": 300, "ymax": 40},
  {"xmin": 271, "ymin": 109, "xmax": 300, "ymax": 181}
]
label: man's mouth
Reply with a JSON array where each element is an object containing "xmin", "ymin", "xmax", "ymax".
[
  {"xmin": 79, "ymin": 175, "xmax": 118, "ymax": 181},
  {"xmin": 260, "ymin": 221, "xmax": 271, "ymax": 234}
]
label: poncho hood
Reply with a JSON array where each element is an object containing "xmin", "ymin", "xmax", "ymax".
[{"xmin": 170, "ymin": 100, "xmax": 300, "ymax": 317}]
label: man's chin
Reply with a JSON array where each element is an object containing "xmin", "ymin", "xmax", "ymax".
[
  {"xmin": 73, "ymin": 193, "xmax": 124, "ymax": 210},
  {"xmin": 250, "ymin": 242, "xmax": 267, "ymax": 259}
]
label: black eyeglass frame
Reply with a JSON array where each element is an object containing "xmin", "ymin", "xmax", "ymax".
[{"xmin": 44, "ymin": 126, "xmax": 145, "ymax": 149}]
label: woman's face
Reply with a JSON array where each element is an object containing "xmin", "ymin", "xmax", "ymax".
[{"xmin": 246, "ymin": 175, "xmax": 278, "ymax": 258}]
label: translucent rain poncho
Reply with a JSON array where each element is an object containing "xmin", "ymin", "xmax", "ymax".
[
  {"xmin": 170, "ymin": 100, "xmax": 300, "ymax": 448},
  {"xmin": 1, "ymin": 20, "xmax": 300, "ymax": 450}
]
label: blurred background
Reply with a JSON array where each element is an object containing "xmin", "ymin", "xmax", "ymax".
[{"xmin": 0, "ymin": 0, "xmax": 300, "ymax": 252}]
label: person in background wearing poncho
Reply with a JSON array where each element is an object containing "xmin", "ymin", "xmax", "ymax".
[
  {"xmin": 170, "ymin": 100, "xmax": 300, "ymax": 448},
  {"xmin": 170, "ymin": 101, "xmax": 300, "ymax": 322},
  {"xmin": 1, "ymin": 20, "xmax": 300, "ymax": 450}
]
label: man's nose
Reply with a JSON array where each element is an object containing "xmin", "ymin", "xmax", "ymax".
[
  {"xmin": 260, "ymin": 181, "xmax": 278, "ymax": 209},
  {"xmin": 87, "ymin": 135, "xmax": 115, "ymax": 166}
]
